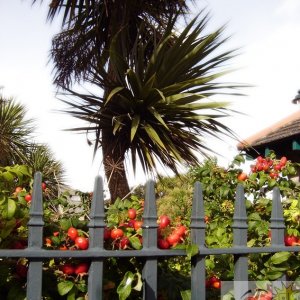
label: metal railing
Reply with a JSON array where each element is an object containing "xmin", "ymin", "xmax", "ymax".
[{"xmin": 0, "ymin": 172, "xmax": 298, "ymax": 299}]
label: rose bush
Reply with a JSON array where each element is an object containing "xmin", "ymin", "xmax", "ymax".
[{"xmin": 0, "ymin": 151, "xmax": 299, "ymax": 299}]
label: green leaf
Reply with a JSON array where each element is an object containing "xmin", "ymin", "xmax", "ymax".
[
  {"xmin": 66, "ymin": 287, "xmax": 76, "ymax": 300},
  {"xmin": 105, "ymin": 87, "xmax": 124, "ymax": 106},
  {"xmin": 117, "ymin": 271, "xmax": 135, "ymax": 300},
  {"xmin": 148, "ymin": 106, "xmax": 169, "ymax": 130},
  {"xmin": 266, "ymin": 270, "xmax": 283, "ymax": 280},
  {"xmin": 59, "ymin": 219, "xmax": 72, "ymax": 231},
  {"xmin": 205, "ymin": 258, "xmax": 215, "ymax": 269},
  {"xmin": 132, "ymin": 272, "xmax": 142, "ymax": 292},
  {"xmin": 255, "ymin": 280, "xmax": 271, "ymax": 291},
  {"xmin": 57, "ymin": 281, "xmax": 74, "ymax": 296},
  {"xmin": 270, "ymin": 252, "xmax": 291, "ymax": 265},
  {"xmin": 222, "ymin": 291, "xmax": 235, "ymax": 300},
  {"xmin": 127, "ymin": 69, "xmax": 142, "ymax": 97},
  {"xmin": 248, "ymin": 213, "xmax": 261, "ymax": 221},
  {"xmin": 129, "ymin": 236, "xmax": 142, "ymax": 250},
  {"xmin": 186, "ymin": 244, "xmax": 199, "ymax": 260},
  {"xmin": 2, "ymin": 171, "xmax": 14, "ymax": 182},
  {"xmin": 130, "ymin": 115, "xmax": 140, "ymax": 141},
  {"xmin": 144, "ymin": 124, "xmax": 166, "ymax": 150},
  {"xmin": 180, "ymin": 290, "xmax": 191, "ymax": 300},
  {"xmin": 4, "ymin": 199, "xmax": 17, "ymax": 219}
]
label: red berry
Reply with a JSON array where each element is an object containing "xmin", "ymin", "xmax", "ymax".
[
  {"xmin": 134, "ymin": 221, "xmax": 143, "ymax": 231},
  {"xmin": 280, "ymin": 156, "xmax": 287, "ymax": 166},
  {"xmin": 159, "ymin": 215, "xmax": 171, "ymax": 229},
  {"xmin": 16, "ymin": 263, "xmax": 28, "ymax": 278},
  {"xmin": 74, "ymin": 262, "xmax": 89, "ymax": 275},
  {"xmin": 110, "ymin": 228, "xmax": 124, "ymax": 239},
  {"xmin": 237, "ymin": 172, "xmax": 248, "ymax": 181},
  {"xmin": 67, "ymin": 227, "xmax": 79, "ymax": 241},
  {"xmin": 284, "ymin": 235, "xmax": 298, "ymax": 246},
  {"xmin": 24, "ymin": 194, "xmax": 32, "ymax": 202},
  {"xmin": 127, "ymin": 219, "xmax": 136, "ymax": 228},
  {"xmin": 12, "ymin": 241, "xmax": 26, "ymax": 249},
  {"xmin": 61, "ymin": 264, "xmax": 75, "ymax": 275},
  {"xmin": 75, "ymin": 236, "xmax": 89, "ymax": 250},
  {"xmin": 128, "ymin": 208, "xmax": 137, "ymax": 219},
  {"xmin": 15, "ymin": 187, "xmax": 23, "ymax": 194},
  {"xmin": 104, "ymin": 227, "xmax": 111, "ymax": 240},
  {"xmin": 274, "ymin": 164, "xmax": 282, "ymax": 171},
  {"xmin": 173, "ymin": 225, "xmax": 187, "ymax": 237},
  {"xmin": 209, "ymin": 276, "xmax": 221, "ymax": 289},
  {"xmin": 158, "ymin": 239, "xmax": 170, "ymax": 249},
  {"xmin": 119, "ymin": 237, "xmax": 130, "ymax": 249},
  {"xmin": 41, "ymin": 182, "xmax": 46, "ymax": 190},
  {"xmin": 256, "ymin": 156, "xmax": 263, "ymax": 162},
  {"xmin": 269, "ymin": 172, "xmax": 279, "ymax": 179},
  {"xmin": 166, "ymin": 233, "xmax": 181, "ymax": 246}
]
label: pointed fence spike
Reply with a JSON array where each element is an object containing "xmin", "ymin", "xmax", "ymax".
[
  {"xmin": 142, "ymin": 180, "xmax": 157, "ymax": 300},
  {"xmin": 27, "ymin": 172, "xmax": 44, "ymax": 300},
  {"xmin": 191, "ymin": 181, "xmax": 206, "ymax": 300},
  {"xmin": 88, "ymin": 176, "xmax": 105, "ymax": 249},
  {"xmin": 88, "ymin": 176, "xmax": 105, "ymax": 300},
  {"xmin": 233, "ymin": 183, "xmax": 248, "ymax": 300},
  {"xmin": 191, "ymin": 181, "xmax": 206, "ymax": 246},
  {"xmin": 142, "ymin": 179, "xmax": 158, "ymax": 248},
  {"xmin": 270, "ymin": 187, "xmax": 285, "ymax": 246}
]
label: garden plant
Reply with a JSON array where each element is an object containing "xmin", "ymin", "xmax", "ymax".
[{"xmin": 0, "ymin": 151, "xmax": 299, "ymax": 299}]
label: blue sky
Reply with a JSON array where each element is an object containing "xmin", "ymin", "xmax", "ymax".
[{"xmin": 0, "ymin": 1, "xmax": 299, "ymax": 192}]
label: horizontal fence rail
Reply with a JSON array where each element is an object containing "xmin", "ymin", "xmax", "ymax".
[{"xmin": 0, "ymin": 172, "xmax": 299, "ymax": 299}]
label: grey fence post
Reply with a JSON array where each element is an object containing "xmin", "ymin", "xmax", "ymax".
[
  {"xmin": 233, "ymin": 184, "xmax": 248, "ymax": 300},
  {"xmin": 142, "ymin": 180, "xmax": 158, "ymax": 300},
  {"xmin": 26, "ymin": 172, "xmax": 44, "ymax": 300},
  {"xmin": 191, "ymin": 182, "xmax": 206, "ymax": 300},
  {"xmin": 270, "ymin": 187, "xmax": 286, "ymax": 287},
  {"xmin": 88, "ymin": 176, "xmax": 106, "ymax": 300}
]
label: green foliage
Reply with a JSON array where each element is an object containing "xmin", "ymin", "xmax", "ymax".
[
  {"xmin": 0, "ymin": 152, "xmax": 300, "ymax": 299},
  {"xmin": 0, "ymin": 95, "xmax": 34, "ymax": 166}
]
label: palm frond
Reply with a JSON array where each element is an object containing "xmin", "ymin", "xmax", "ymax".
[{"xmin": 60, "ymin": 12, "xmax": 245, "ymax": 176}]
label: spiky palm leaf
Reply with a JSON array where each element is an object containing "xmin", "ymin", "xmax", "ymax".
[
  {"xmin": 62, "ymin": 14, "xmax": 242, "ymax": 176},
  {"xmin": 33, "ymin": 0, "xmax": 190, "ymax": 87},
  {"xmin": 26, "ymin": 144, "xmax": 66, "ymax": 197},
  {"xmin": 0, "ymin": 96, "xmax": 34, "ymax": 166}
]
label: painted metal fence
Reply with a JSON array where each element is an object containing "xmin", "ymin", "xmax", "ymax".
[{"xmin": 0, "ymin": 171, "xmax": 298, "ymax": 299}]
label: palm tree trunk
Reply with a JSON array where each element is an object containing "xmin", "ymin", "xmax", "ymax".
[{"xmin": 102, "ymin": 128, "xmax": 130, "ymax": 202}]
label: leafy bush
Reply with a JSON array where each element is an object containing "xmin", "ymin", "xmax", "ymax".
[{"xmin": 0, "ymin": 151, "xmax": 299, "ymax": 299}]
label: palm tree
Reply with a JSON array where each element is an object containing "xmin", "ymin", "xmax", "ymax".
[
  {"xmin": 0, "ymin": 93, "xmax": 65, "ymax": 193},
  {"xmin": 33, "ymin": 0, "xmax": 191, "ymax": 200},
  {"xmin": 34, "ymin": 0, "xmax": 190, "ymax": 87},
  {"xmin": 26, "ymin": 143, "xmax": 66, "ymax": 197},
  {"xmin": 33, "ymin": 1, "xmax": 242, "ymax": 201},
  {"xmin": 59, "ymin": 14, "xmax": 242, "ymax": 200},
  {"xmin": 0, "ymin": 95, "xmax": 34, "ymax": 166}
]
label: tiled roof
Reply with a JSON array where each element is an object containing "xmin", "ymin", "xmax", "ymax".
[{"xmin": 237, "ymin": 110, "xmax": 300, "ymax": 150}]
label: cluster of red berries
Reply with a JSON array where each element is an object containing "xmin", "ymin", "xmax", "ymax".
[
  {"xmin": 60, "ymin": 262, "xmax": 89, "ymax": 276},
  {"xmin": 157, "ymin": 215, "xmax": 187, "ymax": 249},
  {"xmin": 205, "ymin": 276, "xmax": 221, "ymax": 289},
  {"xmin": 104, "ymin": 207, "xmax": 188, "ymax": 250},
  {"xmin": 44, "ymin": 227, "xmax": 89, "ymax": 250},
  {"xmin": 237, "ymin": 156, "xmax": 288, "ymax": 181},
  {"xmin": 250, "ymin": 156, "xmax": 287, "ymax": 178},
  {"xmin": 14, "ymin": 182, "xmax": 47, "ymax": 203},
  {"xmin": 103, "ymin": 207, "xmax": 143, "ymax": 249}
]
